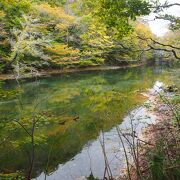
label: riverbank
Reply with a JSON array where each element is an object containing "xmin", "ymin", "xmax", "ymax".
[
  {"xmin": 0, "ymin": 63, "xmax": 146, "ymax": 80},
  {"xmin": 124, "ymin": 86, "xmax": 180, "ymax": 180}
]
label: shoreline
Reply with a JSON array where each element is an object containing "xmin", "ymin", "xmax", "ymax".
[
  {"xmin": 124, "ymin": 86, "xmax": 179, "ymax": 180},
  {"xmin": 0, "ymin": 63, "xmax": 146, "ymax": 80}
]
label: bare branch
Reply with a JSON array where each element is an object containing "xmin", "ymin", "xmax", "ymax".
[
  {"xmin": 14, "ymin": 120, "xmax": 32, "ymax": 137},
  {"xmin": 154, "ymin": 3, "xmax": 180, "ymax": 8},
  {"xmin": 137, "ymin": 36, "xmax": 180, "ymax": 60},
  {"xmin": 150, "ymin": 2, "xmax": 180, "ymax": 13},
  {"xmin": 148, "ymin": 37, "xmax": 180, "ymax": 50}
]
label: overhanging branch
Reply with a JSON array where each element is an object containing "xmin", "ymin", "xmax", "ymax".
[
  {"xmin": 150, "ymin": 2, "xmax": 180, "ymax": 13},
  {"xmin": 137, "ymin": 36, "xmax": 180, "ymax": 60}
]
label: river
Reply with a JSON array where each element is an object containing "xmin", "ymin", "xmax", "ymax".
[{"xmin": 0, "ymin": 65, "xmax": 177, "ymax": 179}]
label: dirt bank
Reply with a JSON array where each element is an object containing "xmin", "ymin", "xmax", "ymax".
[
  {"xmin": 125, "ymin": 87, "xmax": 180, "ymax": 180},
  {"xmin": 0, "ymin": 63, "xmax": 146, "ymax": 80}
]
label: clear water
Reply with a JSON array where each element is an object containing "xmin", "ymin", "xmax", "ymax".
[
  {"xmin": 0, "ymin": 65, "xmax": 172, "ymax": 179},
  {"xmin": 36, "ymin": 106, "xmax": 156, "ymax": 180}
]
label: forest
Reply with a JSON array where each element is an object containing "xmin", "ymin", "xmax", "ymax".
[
  {"xmin": 0, "ymin": 0, "xmax": 179, "ymax": 180},
  {"xmin": 0, "ymin": 0, "xmax": 179, "ymax": 74}
]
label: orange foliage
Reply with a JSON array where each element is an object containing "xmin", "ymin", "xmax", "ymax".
[{"xmin": 34, "ymin": 3, "xmax": 75, "ymax": 29}]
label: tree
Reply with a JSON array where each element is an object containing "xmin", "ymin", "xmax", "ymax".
[
  {"xmin": 0, "ymin": 0, "xmax": 31, "ymax": 29},
  {"xmin": 138, "ymin": 1, "xmax": 180, "ymax": 60},
  {"xmin": 0, "ymin": 1, "xmax": 79, "ymax": 72},
  {"xmin": 4, "ymin": 15, "xmax": 51, "ymax": 75},
  {"xmin": 88, "ymin": 0, "xmax": 180, "ymax": 60},
  {"xmin": 0, "ymin": 10, "xmax": 8, "ymax": 69},
  {"xmin": 94, "ymin": 0, "xmax": 151, "ymax": 38}
]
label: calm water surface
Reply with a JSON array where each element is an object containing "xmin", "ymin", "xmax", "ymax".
[{"xmin": 0, "ymin": 65, "xmax": 174, "ymax": 179}]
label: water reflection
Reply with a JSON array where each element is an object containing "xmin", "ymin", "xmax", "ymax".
[
  {"xmin": 0, "ymin": 66, "xmax": 172, "ymax": 178},
  {"xmin": 37, "ymin": 106, "xmax": 156, "ymax": 180}
]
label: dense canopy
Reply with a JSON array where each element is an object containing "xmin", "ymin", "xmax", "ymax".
[{"xmin": 0, "ymin": 0, "xmax": 179, "ymax": 74}]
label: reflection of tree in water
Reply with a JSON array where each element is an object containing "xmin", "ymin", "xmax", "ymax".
[{"xmin": 0, "ymin": 66, "xmax": 175, "ymax": 178}]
